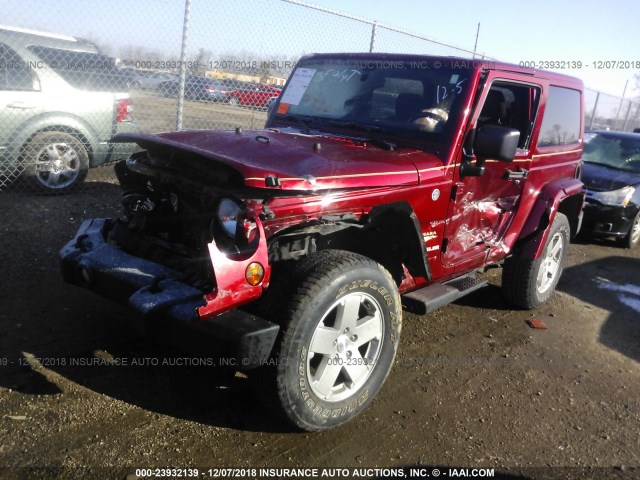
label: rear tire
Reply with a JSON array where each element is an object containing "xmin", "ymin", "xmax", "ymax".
[
  {"xmin": 22, "ymin": 131, "xmax": 89, "ymax": 192},
  {"xmin": 268, "ymin": 250, "xmax": 402, "ymax": 431},
  {"xmin": 229, "ymin": 96, "xmax": 239, "ymax": 106},
  {"xmin": 502, "ymin": 212, "xmax": 570, "ymax": 309}
]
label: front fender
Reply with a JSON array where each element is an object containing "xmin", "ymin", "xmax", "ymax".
[
  {"xmin": 196, "ymin": 215, "xmax": 271, "ymax": 320},
  {"xmin": 518, "ymin": 178, "xmax": 583, "ymax": 259},
  {"xmin": 366, "ymin": 201, "xmax": 431, "ymax": 281}
]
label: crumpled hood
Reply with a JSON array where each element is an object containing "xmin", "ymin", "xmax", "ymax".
[
  {"xmin": 583, "ymin": 162, "xmax": 640, "ymax": 191},
  {"xmin": 113, "ymin": 129, "xmax": 425, "ymax": 191}
]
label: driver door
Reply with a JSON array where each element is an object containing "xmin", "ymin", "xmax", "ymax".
[{"xmin": 442, "ymin": 76, "xmax": 541, "ymax": 270}]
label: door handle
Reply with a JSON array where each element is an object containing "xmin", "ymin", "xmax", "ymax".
[
  {"xmin": 504, "ymin": 169, "xmax": 528, "ymax": 180},
  {"xmin": 7, "ymin": 102, "xmax": 36, "ymax": 110}
]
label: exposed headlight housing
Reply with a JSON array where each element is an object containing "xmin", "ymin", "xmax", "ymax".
[
  {"xmin": 590, "ymin": 186, "xmax": 635, "ymax": 206},
  {"xmin": 217, "ymin": 198, "xmax": 242, "ymax": 237}
]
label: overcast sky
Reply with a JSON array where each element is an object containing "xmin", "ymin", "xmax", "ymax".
[{"xmin": 2, "ymin": 0, "xmax": 638, "ymax": 97}]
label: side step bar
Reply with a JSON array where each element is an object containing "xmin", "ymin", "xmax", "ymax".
[{"xmin": 401, "ymin": 274, "xmax": 488, "ymax": 315}]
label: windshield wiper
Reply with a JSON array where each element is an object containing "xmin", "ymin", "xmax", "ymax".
[
  {"xmin": 364, "ymin": 137, "xmax": 397, "ymax": 151},
  {"xmin": 328, "ymin": 120, "xmax": 381, "ymax": 132},
  {"xmin": 327, "ymin": 121, "xmax": 396, "ymax": 151},
  {"xmin": 280, "ymin": 114, "xmax": 313, "ymax": 134}
]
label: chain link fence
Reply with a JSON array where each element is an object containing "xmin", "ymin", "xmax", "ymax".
[
  {"xmin": 585, "ymin": 87, "xmax": 640, "ymax": 132},
  {"xmin": 1, "ymin": 0, "xmax": 638, "ymax": 196}
]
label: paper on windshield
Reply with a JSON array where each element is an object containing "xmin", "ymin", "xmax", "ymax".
[{"xmin": 280, "ymin": 68, "xmax": 316, "ymax": 106}]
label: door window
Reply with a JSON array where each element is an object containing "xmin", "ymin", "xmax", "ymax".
[
  {"xmin": 0, "ymin": 43, "xmax": 39, "ymax": 91},
  {"xmin": 478, "ymin": 82, "xmax": 540, "ymax": 150},
  {"xmin": 537, "ymin": 86, "xmax": 581, "ymax": 147}
]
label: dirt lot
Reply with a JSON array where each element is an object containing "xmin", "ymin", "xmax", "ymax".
[
  {"xmin": 1, "ymin": 93, "xmax": 639, "ymax": 479},
  {"xmin": 1, "ymin": 182, "xmax": 639, "ymax": 480}
]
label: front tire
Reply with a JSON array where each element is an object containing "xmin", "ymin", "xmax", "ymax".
[
  {"xmin": 502, "ymin": 212, "xmax": 570, "ymax": 309},
  {"xmin": 273, "ymin": 250, "xmax": 402, "ymax": 431},
  {"xmin": 619, "ymin": 211, "xmax": 640, "ymax": 249}
]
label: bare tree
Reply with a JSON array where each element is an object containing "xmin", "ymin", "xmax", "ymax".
[{"xmin": 191, "ymin": 47, "xmax": 210, "ymax": 75}]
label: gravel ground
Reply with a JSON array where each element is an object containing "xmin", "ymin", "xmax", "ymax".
[{"xmin": 1, "ymin": 182, "xmax": 639, "ymax": 480}]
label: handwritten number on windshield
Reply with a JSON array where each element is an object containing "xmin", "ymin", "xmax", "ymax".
[
  {"xmin": 316, "ymin": 69, "xmax": 362, "ymax": 83},
  {"xmin": 436, "ymin": 79, "xmax": 467, "ymax": 103}
]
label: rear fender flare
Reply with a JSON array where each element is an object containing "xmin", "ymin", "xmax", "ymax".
[{"xmin": 517, "ymin": 178, "xmax": 584, "ymax": 259}]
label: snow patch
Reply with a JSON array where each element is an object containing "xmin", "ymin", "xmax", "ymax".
[
  {"xmin": 595, "ymin": 277, "xmax": 640, "ymax": 314},
  {"xmin": 618, "ymin": 295, "xmax": 640, "ymax": 314}
]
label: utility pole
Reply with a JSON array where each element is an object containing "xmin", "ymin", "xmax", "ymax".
[
  {"xmin": 473, "ymin": 23, "xmax": 480, "ymax": 59},
  {"xmin": 615, "ymin": 79, "xmax": 629, "ymax": 129},
  {"xmin": 176, "ymin": 0, "xmax": 192, "ymax": 131}
]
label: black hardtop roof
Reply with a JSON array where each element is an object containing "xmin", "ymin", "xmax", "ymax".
[{"xmin": 299, "ymin": 52, "xmax": 584, "ymax": 88}]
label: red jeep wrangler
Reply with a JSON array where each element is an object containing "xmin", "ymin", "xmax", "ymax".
[{"xmin": 60, "ymin": 54, "xmax": 584, "ymax": 431}]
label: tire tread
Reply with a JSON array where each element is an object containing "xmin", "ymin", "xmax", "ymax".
[
  {"xmin": 502, "ymin": 212, "xmax": 569, "ymax": 309},
  {"xmin": 268, "ymin": 249, "xmax": 400, "ymax": 431}
]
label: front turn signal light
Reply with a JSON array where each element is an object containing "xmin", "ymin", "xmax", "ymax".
[{"xmin": 245, "ymin": 262, "xmax": 265, "ymax": 286}]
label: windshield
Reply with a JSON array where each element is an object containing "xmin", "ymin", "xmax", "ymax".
[
  {"xmin": 271, "ymin": 58, "xmax": 473, "ymax": 144},
  {"xmin": 584, "ymin": 134, "xmax": 640, "ymax": 172}
]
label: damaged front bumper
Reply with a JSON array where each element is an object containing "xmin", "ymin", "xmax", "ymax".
[{"xmin": 59, "ymin": 218, "xmax": 279, "ymax": 368}]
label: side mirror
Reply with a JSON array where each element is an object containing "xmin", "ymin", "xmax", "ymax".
[
  {"xmin": 460, "ymin": 125, "xmax": 520, "ymax": 178},
  {"xmin": 475, "ymin": 125, "xmax": 520, "ymax": 162}
]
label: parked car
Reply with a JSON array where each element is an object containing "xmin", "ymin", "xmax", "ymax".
[
  {"xmin": 127, "ymin": 70, "xmax": 176, "ymax": 90},
  {"xmin": 227, "ymin": 83, "xmax": 281, "ymax": 108},
  {"xmin": 582, "ymin": 130, "xmax": 640, "ymax": 248},
  {"xmin": 60, "ymin": 53, "xmax": 584, "ymax": 431},
  {"xmin": 0, "ymin": 25, "xmax": 138, "ymax": 191},
  {"xmin": 156, "ymin": 75, "xmax": 231, "ymax": 102},
  {"xmin": 266, "ymin": 96, "xmax": 278, "ymax": 112}
]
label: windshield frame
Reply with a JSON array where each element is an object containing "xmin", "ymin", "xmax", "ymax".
[{"xmin": 267, "ymin": 55, "xmax": 480, "ymax": 150}]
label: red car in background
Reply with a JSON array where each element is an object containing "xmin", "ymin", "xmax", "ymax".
[{"xmin": 227, "ymin": 84, "xmax": 281, "ymax": 108}]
